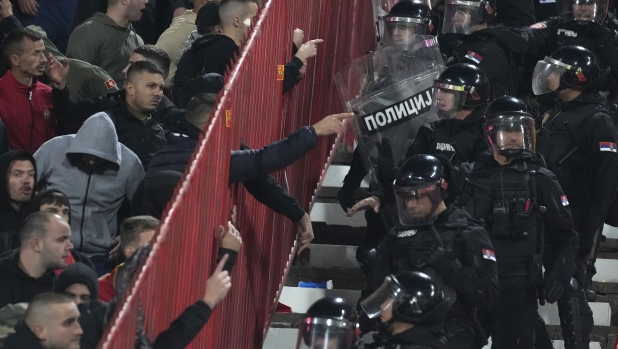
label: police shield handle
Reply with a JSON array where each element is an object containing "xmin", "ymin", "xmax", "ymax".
[
  {"xmin": 347, "ymin": 196, "xmax": 381, "ymax": 217},
  {"xmin": 202, "ymin": 254, "xmax": 232, "ymax": 309},
  {"xmin": 312, "ymin": 113, "xmax": 354, "ymax": 137}
]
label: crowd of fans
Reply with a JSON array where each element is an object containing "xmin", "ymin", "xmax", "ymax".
[{"xmin": 0, "ymin": 0, "xmax": 354, "ymax": 346}]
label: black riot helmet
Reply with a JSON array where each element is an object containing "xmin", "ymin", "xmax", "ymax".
[
  {"xmin": 532, "ymin": 45, "xmax": 609, "ymax": 95},
  {"xmin": 433, "ymin": 63, "xmax": 489, "ymax": 118},
  {"xmin": 296, "ymin": 297, "xmax": 359, "ymax": 349},
  {"xmin": 559, "ymin": 0, "xmax": 609, "ymax": 24},
  {"xmin": 393, "ymin": 155, "xmax": 447, "ymax": 227},
  {"xmin": 361, "ymin": 271, "xmax": 452, "ymax": 327},
  {"xmin": 442, "ymin": 0, "xmax": 497, "ymax": 34},
  {"xmin": 483, "ymin": 96, "xmax": 536, "ymax": 159},
  {"xmin": 381, "ymin": 0, "xmax": 433, "ymax": 46}
]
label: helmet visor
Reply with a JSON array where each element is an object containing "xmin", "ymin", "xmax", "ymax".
[
  {"xmin": 360, "ymin": 276, "xmax": 402, "ymax": 319},
  {"xmin": 442, "ymin": 0, "xmax": 485, "ymax": 34},
  {"xmin": 382, "ymin": 18, "xmax": 429, "ymax": 46},
  {"xmin": 394, "ymin": 182, "xmax": 442, "ymax": 226},
  {"xmin": 296, "ymin": 319, "xmax": 355, "ymax": 349},
  {"xmin": 561, "ymin": 0, "xmax": 609, "ymax": 23},
  {"xmin": 531, "ymin": 58, "xmax": 567, "ymax": 95},
  {"xmin": 433, "ymin": 81, "xmax": 470, "ymax": 118},
  {"xmin": 486, "ymin": 114, "xmax": 536, "ymax": 156}
]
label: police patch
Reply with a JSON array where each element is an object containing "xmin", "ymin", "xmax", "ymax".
[
  {"xmin": 600, "ymin": 142, "xmax": 617, "ymax": 152},
  {"xmin": 560, "ymin": 195, "xmax": 569, "ymax": 206},
  {"xmin": 529, "ymin": 22, "xmax": 548, "ymax": 29},
  {"xmin": 397, "ymin": 229, "xmax": 417, "ymax": 238},
  {"xmin": 482, "ymin": 249, "xmax": 496, "ymax": 262}
]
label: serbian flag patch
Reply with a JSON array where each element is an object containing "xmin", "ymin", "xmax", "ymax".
[
  {"xmin": 561, "ymin": 195, "xmax": 569, "ymax": 206},
  {"xmin": 482, "ymin": 249, "xmax": 496, "ymax": 262},
  {"xmin": 600, "ymin": 142, "xmax": 617, "ymax": 152},
  {"xmin": 465, "ymin": 50, "xmax": 483, "ymax": 64}
]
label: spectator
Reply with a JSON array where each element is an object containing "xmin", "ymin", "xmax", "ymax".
[
  {"xmin": 3, "ymin": 293, "xmax": 82, "ymax": 349},
  {"xmin": 182, "ymin": 2, "xmax": 223, "ymax": 55},
  {"xmin": 51, "ymin": 49, "xmax": 184, "ymax": 166},
  {"xmin": 66, "ymin": 0, "xmax": 147, "ymax": 87},
  {"xmin": 172, "ymin": 0, "xmax": 258, "ymax": 99},
  {"xmin": 55, "ymin": 262, "xmax": 98, "ymax": 304},
  {"xmin": 0, "ymin": 212, "xmax": 73, "ymax": 308},
  {"xmin": 10, "ymin": 0, "xmax": 78, "ymax": 53},
  {"xmin": 0, "ymin": 150, "xmax": 36, "ymax": 252},
  {"xmin": 145, "ymin": 93, "xmax": 351, "ymax": 252},
  {"xmin": 27, "ymin": 189, "xmax": 95, "ymax": 271},
  {"xmin": 141, "ymin": 170, "xmax": 182, "ymax": 218},
  {"xmin": 121, "ymin": 44, "xmax": 171, "ymax": 83},
  {"xmin": 34, "ymin": 113, "xmax": 144, "ymax": 275},
  {"xmin": 0, "ymin": 10, "xmax": 120, "ymax": 102},
  {"xmin": 98, "ymin": 215, "xmax": 159, "ymax": 302},
  {"xmin": 155, "ymin": 0, "xmax": 212, "ymax": 88},
  {"xmin": 0, "ymin": 28, "xmax": 67, "ymax": 153}
]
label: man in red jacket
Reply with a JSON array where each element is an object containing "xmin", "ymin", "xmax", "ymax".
[{"xmin": 0, "ymin": 28, "xmax": 68, "ymax": 154}]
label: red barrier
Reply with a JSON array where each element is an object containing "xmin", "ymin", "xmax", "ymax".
[{"xmin": 97, "ymin": 0, "xmax": 375, "ymax": 347}]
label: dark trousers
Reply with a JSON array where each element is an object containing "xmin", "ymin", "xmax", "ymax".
[{"xmin": 476, "ymin": 276, "xmax": 538, "ymax": 349}]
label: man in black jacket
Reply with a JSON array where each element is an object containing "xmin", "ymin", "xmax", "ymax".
[
  {"xmin": 144, "ymin": 93, "xmax": 352, "ymax": 253},
  {"xmin": 0, "ymin": 150, "xmax": 36, "ymax": 253},
  {"xmin": 3, "ymin": 293, "xmax": 82, "ymax": 349},
  {"xmin": 0, "ymin": 212, "xmax": 73, "ymax": 308}
]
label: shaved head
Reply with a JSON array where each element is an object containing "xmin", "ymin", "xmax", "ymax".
[
  {"xmin": 218, "ymin": 0, "xmax": 257, "ymax": 27},
  {"xmin": 25, "ymin": 293, "xmax": 82, "ymax": 349}
]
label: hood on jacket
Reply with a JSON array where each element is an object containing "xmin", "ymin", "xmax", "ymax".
[
  {"xmin": 55, "ymin": 262, "xmax": 99, "ymax": 300},
  {"xmin": 26, "ymin": 189, "xmax": 71, "ymax": 223},
  {"xmin": 66, "ymin": 113, "xmax": 121, "ymax": 167},
  {"xmin": 89, "ymin": 12, "xmax": 137, "ymax": 32},
  {"xmin": 0, "ymin": 150, "xmax": 37, "ymax": 211},
  {"xmin": 191, "ymin": 33, "xmax": 237, "ymax": 52},
  {"xmin": 143, "ymin": 170, "xmax": 182, "ymax": 219}
]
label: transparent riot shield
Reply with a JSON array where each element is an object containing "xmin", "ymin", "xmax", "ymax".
[{"xmin": 335, "ymin": 36, "xmax": 445, "ymax": 185}]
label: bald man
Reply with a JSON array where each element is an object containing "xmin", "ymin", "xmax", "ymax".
[
  {"xmin": 0, "ymin": 212, "xmax": 74, "ymax": 308},
  {"xmin": 4, "ymin": 292, "xmax": 82, "ymax": 349}
]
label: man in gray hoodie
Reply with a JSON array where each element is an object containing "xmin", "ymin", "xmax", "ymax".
[
  {"xmin": 66, "ymin": 0, "xmax": 147, "ymax": 87},
  {"xmin": 33, "ymin": 113, "xmax": 144, "ymax": 275}
]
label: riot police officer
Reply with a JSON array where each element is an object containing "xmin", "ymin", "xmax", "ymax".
[
  {"xmin": 439, "ymin": 0, "xmax": 526, "ymax": 99},
  {"xmin": 379, "ymin": 0, "xmax": 435, "ymax": 47},
  {"xmin": 360, "ymin": 271, "xmax": 451, "ymax": 349},
  {"xmin": 296, "ymin": 297, "xmax": 359, "ymax": 349},
  {"xmin": 405, "ymin": 63, "xmax": 489, "ymax": 165},
  {"xmin": 533, "ymin": 45, "xmax": 618, "ymax": 348},
  {"xmin": 524, "ymin": 0, "xmax": 618, "ymax": 90},
  {"xmin": 351, "ymin": 154, "xmax": 498, "ymax": 349},
  {"xmin": 451, "ymin": 96, "xmax": 579, "ymax": 349}
]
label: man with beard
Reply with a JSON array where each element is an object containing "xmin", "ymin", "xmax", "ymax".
[{"xmin": 0, "ymin": 150, "xmax": 36, "ymax": 252}]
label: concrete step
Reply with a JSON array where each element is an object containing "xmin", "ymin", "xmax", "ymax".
[{"xmin": 301, "ymin": 245, "xmax": 360, "ymax": 269}]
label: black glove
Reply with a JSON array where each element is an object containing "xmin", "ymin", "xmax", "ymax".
[
  {"xmin": 337, "ymin": 183, "xmax": 357, "ymax": 213},
  {"xmin": 593, "ymin": 24, "xmax": 614, "ymax": 49},
  {"xmin": 376, "ymin": 138, "xmax": 397, "ymax": 183},
  {"xmin": 543, "ymin": 279, "xmax": 565, "ymax": 303}
]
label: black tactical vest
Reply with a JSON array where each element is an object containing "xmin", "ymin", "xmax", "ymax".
[{"xmin": 455, "ymin": 162, "xmax": 542, "ymax": 277}]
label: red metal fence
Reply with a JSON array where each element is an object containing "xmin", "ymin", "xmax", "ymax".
[{"xmin": 98, "ymin": 0, "xmax": 375, "ymax": 347}]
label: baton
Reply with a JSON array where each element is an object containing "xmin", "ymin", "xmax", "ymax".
[{"xmin": 557, "ymin": 121, "xmax": 581, "ymax": 166}]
